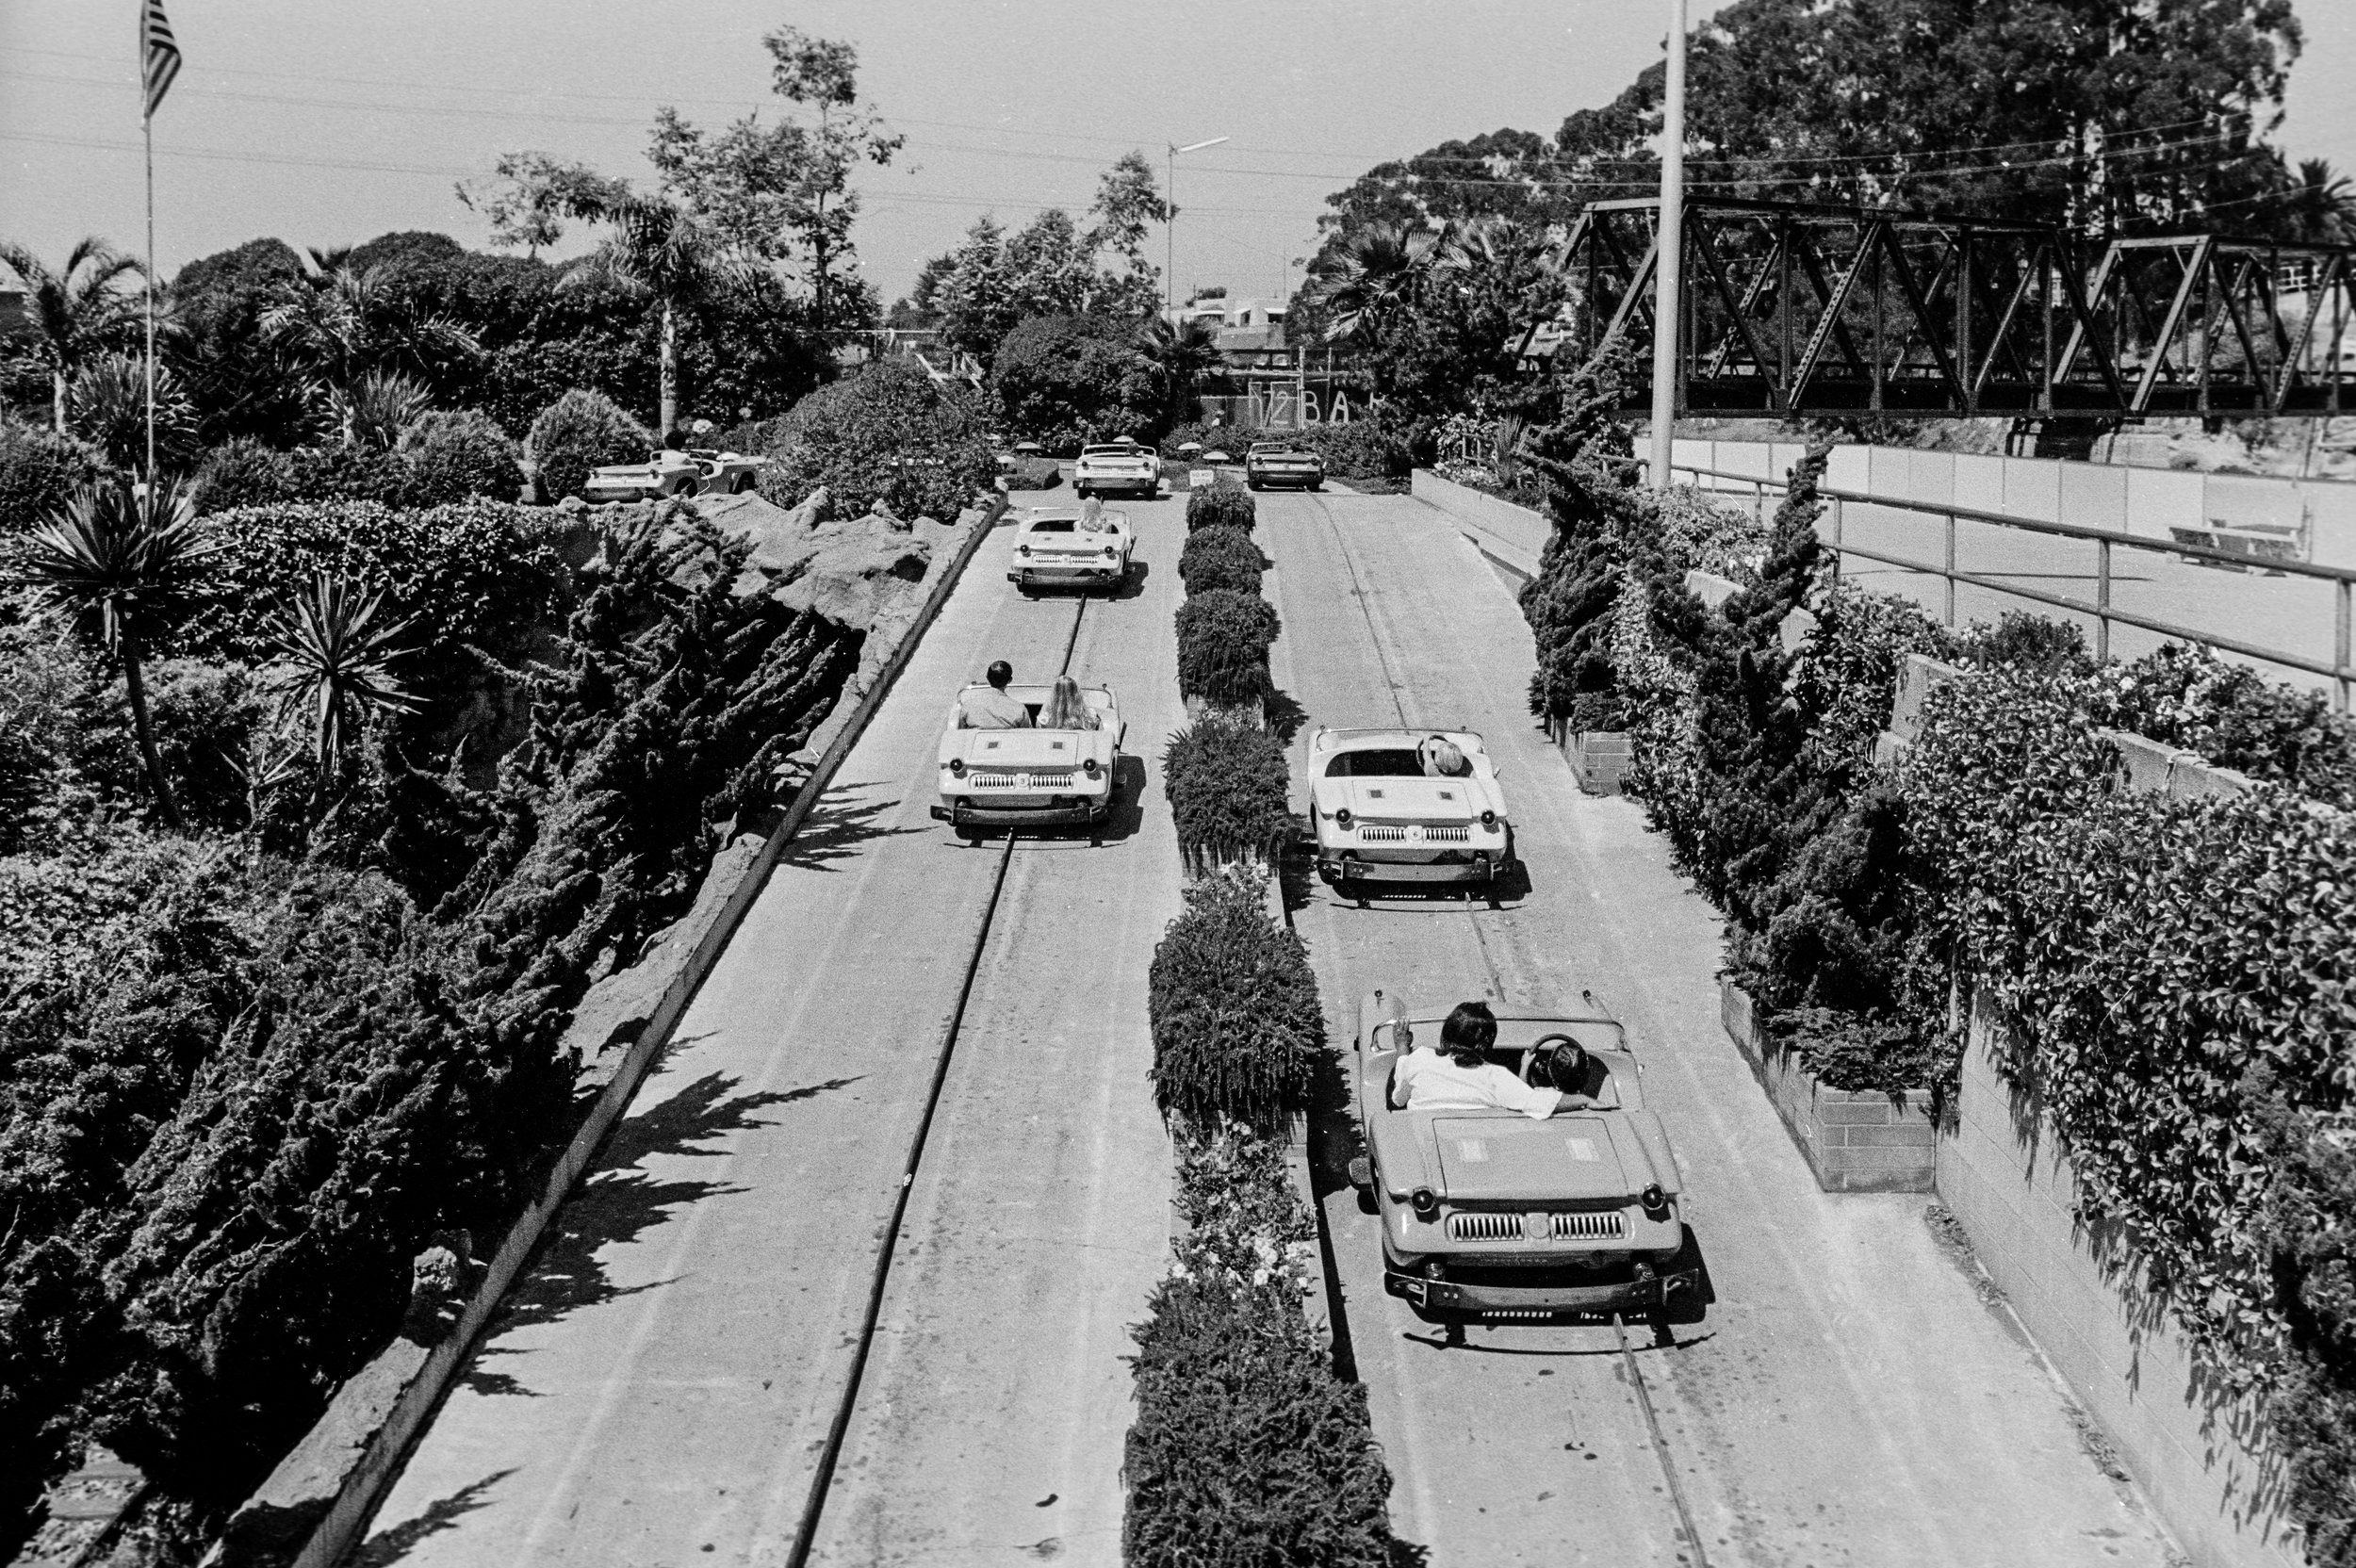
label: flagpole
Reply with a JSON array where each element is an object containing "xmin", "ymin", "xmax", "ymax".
[{"xmin": 144, "ymin": 99, "xmax": 156, "ymax": 480}]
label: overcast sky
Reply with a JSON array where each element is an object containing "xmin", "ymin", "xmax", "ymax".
[{"xmin": 4, "ymin": 1, "xmax": 2351, "ymax": 306}]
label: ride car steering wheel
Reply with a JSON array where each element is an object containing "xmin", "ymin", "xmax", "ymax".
[{"xmin": 1521, "ymin": 1031, "xmax": 1579, "ymax": 1085}]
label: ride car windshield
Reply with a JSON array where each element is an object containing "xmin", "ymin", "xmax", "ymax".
[{"xmin": 1326, "ymin": 748, "xmax": 1428, "ymax": 777}]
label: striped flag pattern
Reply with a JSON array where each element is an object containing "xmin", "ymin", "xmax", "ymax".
[{"xmin": 140, "ymin": 0, "xmax": 181, "ymax": 120}]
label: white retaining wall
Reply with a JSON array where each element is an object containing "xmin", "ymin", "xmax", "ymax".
[
  {"xmin": 1671, "ymin": 438, "xmax": 2356, "ymax": 569},
  {"xmin": 1939, "ymin": 991, "xmax": 2304, "ymax": 1568}
]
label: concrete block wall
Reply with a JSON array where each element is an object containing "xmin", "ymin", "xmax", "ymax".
[
  {"xmin": 1720, "ymin": 984, "xmax": 1937, "ymax": 1193},
  {"xmin": 1569, "ymin": 731, "xmax": 1631, "ymax": 795},
  {"xmin": 1938, "ymin": 990, "xmax": 2302, "ymax": 1568}
]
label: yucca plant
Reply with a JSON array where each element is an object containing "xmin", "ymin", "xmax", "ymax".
[
  {"xmin": 10, "ymin": 473, "xmax": 217, "ymax": 827},
  {"xmin": 328, "ymin": 368, "xmax": 434, "ymax": 450},
  {"xmin": 264, "ymin": 571, "xmax": 422, "ymax": 794}
]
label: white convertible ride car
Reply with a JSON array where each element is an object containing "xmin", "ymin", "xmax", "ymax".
[
  {"xmin": 931, "ymin": 685, "xmax": 1124, "ymax": 841},
  {"xmin": 581, "ymin": 448, "xmax": 768, "ymax": 503},
  {"xmin": 1072, "ymin": 440, "xmax": 1161, "ymax": 498},
  {"xmin": 1008, "ymin": 504, "xmax": 1134, "ymax": 594},
  {"xmin": 1305, "ymin": 727, "xmax": 1513, "ymax": 901},
  {"xmin": 1346, "ymin": 988, "xmax": 1711, "ymax": 1329}
]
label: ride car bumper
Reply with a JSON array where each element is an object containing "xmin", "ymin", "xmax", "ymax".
[
  {"xmin": 1250, "ymin": 469, "xmax": 1322, "ymax": 487},
  {"xmin": 1383, "ymin": 1260, "xmax": 1708, "ymax": 1320},
  {"xmin": 1318, "ymin": 852, "xmax": 1498, "ymax": 884},
  {"xmin": 583, "ymin": 484, "xmax": 662, "ymax": 502},
  {"xmin": 1076, "ymin": 476, "xmax": 1156, "ymax": 494},
  {"xmin": 1010, "ymin": 565, "xmax": 1123, "ymax": 585},
  {"xmin": 931, "ymin": 799, "xmax": 1109, "ymax": 828}
]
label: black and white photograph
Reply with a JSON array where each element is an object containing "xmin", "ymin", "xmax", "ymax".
[{"xmin": 2, "ymin": 3, "xmax": 2353, "ymax": 1564}]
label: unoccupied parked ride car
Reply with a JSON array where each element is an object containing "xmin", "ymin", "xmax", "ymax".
[
  {"xmin": 1244, "ymin": 439, "xmax": 1324, "ymax": 491},
  {"xmin": 581, "ymin": 449, "xmax": 768, "ymax": 502},
  {"xmin": 1346, "ymin": 988, "xmax": 1712, "ymax": 1329},
  {"xmin": 1073, "ymin": 440, "xmax": 1161, "ymax": 498},
  {"xmin": 1305, "ymin": 727, "xmax": 1513, "ymax": 903},
  {"xmin": 1008, "ymin": 504, "xmax": 1134, "ymax": 594},
  {"xmin": 932, "ymin": 684, "xmax": 1124, "ymax": 841}
]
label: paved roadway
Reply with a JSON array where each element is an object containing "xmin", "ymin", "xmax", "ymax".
[
  {"xmin": 1262, "ymin": 486, "xmax": 2180, "ymax": 1566},
  {"xmin": 358, "ymin": 503, "xmax": 1185, "ymax": 1567}
]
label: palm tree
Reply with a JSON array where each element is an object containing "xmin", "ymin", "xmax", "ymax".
[
  {"xmin": 12, "ymin": 475, "xmax": 217, "ymax": 828},
  {"xmin": 2282, "ymin": 158, "xmax": 2356, "ymax": 245},
  {"xmin": 263, "ymin": 572, "xmax": 421, "ymax": 793},
  {"xmin": 259, "ymin": 261, "xmax": 478, "ymax": 435},
  {"xmin": 561, "ymin": 194, "xmax": 755, "ymax": 434},
  {"xmin": 0, "ymin": 237, "xmax": 146, "ymax": 433},
  {"xmin": 1137, "ymin": 317, "xmax": 1223, "ymax": 426},
  {"xmin": 1304, "ymin": 222, "xmax": 1440, "ymax": 343}
]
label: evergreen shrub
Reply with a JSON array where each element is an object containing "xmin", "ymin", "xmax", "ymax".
[
  {"xmin": 1296, "ymin": 420, "xmax": 1411, "ymax": 480},
  {"xmin": 528, "ymin": 388, "xmax": 651, "ymax": 504},
  {"xmin": 1175, "ymin": 588, "xmax": 1279, "ymax": 704},
  {"xmin": 1186, "ymin": 478, "xmax": 1256, "ymax": 533},
  {"xmin": 1161, "ymin": 716, "xmax": 1291, "ymax": 874},
  {"xmin": 756, "ymin": 358, "xmax": 994, "ymax": 521},
  {"xmin": 189, "ymin": 437, "xmax": 295, "ymax": 514},
  {"xmin": 402, "ymin": 409, "xmax": 526, "ymax": 505},
  {"xmin": 1145, "ymin": 869, "xmax": 1322, "ymax": 1133},
  {"xmin": 0, "ymin": 420, "xmax": 106, "ymax": 536},
  {"xmin": 1177, "ymin": 524, "xmax": 1264, "ymax": 598}
]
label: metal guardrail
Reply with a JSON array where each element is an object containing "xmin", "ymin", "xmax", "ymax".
[{"xmin": 1640, "ymin": 457, "xmax": 2356, "ymax": 712}]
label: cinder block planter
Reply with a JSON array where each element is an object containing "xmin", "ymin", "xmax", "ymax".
[
  {"xmin": 1568, "ymin": 730, "xmax": 1632, "ymax": 795},
  {"xmin": 1720, "ymin": 983, "xmax": 1936, "ymax": 1193}
]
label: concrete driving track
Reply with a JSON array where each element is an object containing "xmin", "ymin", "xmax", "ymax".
[
  {"xmin": 357, "ymin": 509, "xmax": 1184, "ymax": 1567},
  {"xmin": 1261, "ymin": 487, "xmax": 2179, "ymax": 1567}
]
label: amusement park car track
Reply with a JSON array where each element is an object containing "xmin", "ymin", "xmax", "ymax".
[
  {"xmin": 1302, "ymin": 493, "xmax": 1713, "ymax": 1565},
  {"xmin": 1263, "ymin": 485, "xmax": 2176, "ymax": 1566},
  {"xmin": 361, "ymin": 514, "xmax": 1183, "ymax": 1567}
]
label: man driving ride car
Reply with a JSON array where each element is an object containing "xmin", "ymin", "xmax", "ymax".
[
  {"xmin": 957, "ymin": 660, "xmax": 1032, "ymax": 729},
  {"xmin": 1389, "ymin": 1001, "xmax": 1564, "ymax": 1119}
]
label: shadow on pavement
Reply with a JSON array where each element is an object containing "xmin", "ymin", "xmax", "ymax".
[
  {"xmin": 350, "ymin": 1468, "xmax": 517, "ymax": 1565},
  {"xmin": 773, "ymin": 789, "xmax": 923, "ymax": 875},
  {"xmin": 461, "ymin": 1071, "xmax": 860, "ymax": 1396},
  {"xmin": 1263, "ymin": 685, "xmax": 1310, "ymax": 743}
]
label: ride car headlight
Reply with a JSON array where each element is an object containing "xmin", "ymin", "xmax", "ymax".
[
  {"xmin": 1102, "ymin": 545, "xmax": 1117, "ymax": 559},
  {"xmin": 1410, "ymin": 1186, "xmax": 1439, "ymax": 1218},
  {"xmin": 1480, "ymin": 808, "xmax": 1497, "ymax": 828},
  {"xmin": 1083, "ymin": 757, "xmax": 1101, "ymax": 778},
  {"xmin": 949, "ymin": 759, "xmax": 967, "ymax": 777},
  {"xmin": 1018, "ymin": 544, "xmax": 1031, "ymax": 555},
  {"xmin": 1333, "ymin": 808, "xmax": 1353, "ymax": 829},
  {"xmin": 1640, "ymin": 1183, "xmax": 1671, "ymax": 1218}
]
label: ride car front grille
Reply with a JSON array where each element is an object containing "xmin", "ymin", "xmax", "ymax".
[
  {"xmin": 1421, "ymin": 825, "xmax": 1472, "ymax": 843},
  {"xmin": 1551, "ymin": 1212, "xmax": 1627, "ymax": 1240},
  {"xmin": 1448, "ymin": 1212, "xmax": 1524, "ymax": 1242},
  {"xmin": 970, "ymin": 769, "xmax": 1075, "ymax": 790},
  {"xmin": 1356, "ymin": 825, "xmax": 1411, "ymax": 843}
]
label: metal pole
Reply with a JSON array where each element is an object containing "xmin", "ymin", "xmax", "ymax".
[
  {"xmin": 1647, "ymin": 0, "xmax": 1688, "ymax": 488},
  {"xmin": 1165, "ymin": 146, "xmax": 1175, "ymax": 320},
  {"xmin": 1943, "ymin": 510, "xmax": 1956, "ymax": 626},
  {"xmin": 144, "ymin": 105, "xmax": 156, "ymax": 480},
  {"xmin": 2337, "ymin": 578, "xmax": 2351, "ymax": 715},
  {"xmin": 1828, "ymin": 495, "xmax": 1844, "ymax": 583},
  {"xmin": 2096, "ymin": 538, "xmax": 2112, "ymax": 662}
]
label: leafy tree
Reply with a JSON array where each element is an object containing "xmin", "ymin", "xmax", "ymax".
[
  {"xmin": 918, "ymin": 155, "xmax": 1172, "ymax": 366},
  {"xmin": 9, "ymin": 476, "xmax": 217, "ymax": 828},
  {"xmin": 757, "ymin": 26, "xmax": 903, "ymax": 333},
  {"xmin": 0, "ymin": 237, "xmax": 146, "ymax": 434},
  {"xmin": 455, "ymin": 154, "xmax": 630, "ymax": 256},
  {"xmin": 990, "ymin": 315, "xmax": 1167, "ymax": 450}
]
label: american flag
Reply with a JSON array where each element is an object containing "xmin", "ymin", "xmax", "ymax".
[{"xmin": 140, "ymin": 0, "xmax": 181, "ymax": 120}]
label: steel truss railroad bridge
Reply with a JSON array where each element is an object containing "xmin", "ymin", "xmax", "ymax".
[{"xmin": 1544, "ymin": 197, "xmax": 2356, "ymax": 422}]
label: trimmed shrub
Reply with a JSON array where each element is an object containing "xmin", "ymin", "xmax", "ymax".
[
  {"xmin": 528, "ymin": 388, "xmax": 651, "ymax": 504},
  {"xmin": 755, "ymin": 358, "xmax": 995, "ymax": 522},
  {"xmin": 1178, "ymin": 524, "xmax": 1264, "ymax": 598},
  {"xmin": 189, "ymin": 436, "xmax": 295, "ymax": 514},
  {"xmin": 1161, "ymin": 716, "xmax": 1291, "ymax": 874},
  {"xmin": 1186, "ymin": 478, "xmax": 1256, "ymax": 533},
  {"xmin": 1002, "ymin": 454, "xmax": 1061, "ymax": 491},
  {"xmin": 0, "ymin": 419, "xmax": 106, "ymax": 536},
  {"xmin": 1296, "ymin": 419, "xmax": 1411, "ymax": 480},
  {"xmin": 1176, "ymin": 589, "xmax": 1279, "ymax": 705},
  {"xmin": 1146, "ymin": 869, "xmax": 1322, "ymax": 1132},
  {"xmin": 402, "ymin": 409, "xmax": 525, "ymax": 505},
  {"xmin": 274, "ymin": 445, "xmax": 421, "ymax": 508}
]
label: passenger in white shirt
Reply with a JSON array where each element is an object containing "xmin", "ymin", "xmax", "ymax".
[{"xmin": 1388, "ymin": 1001, "xmax": 1564, "ymax": 1119}]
